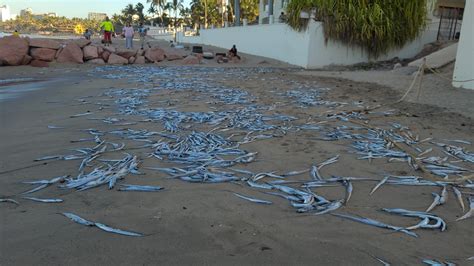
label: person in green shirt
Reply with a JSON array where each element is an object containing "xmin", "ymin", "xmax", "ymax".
[{"xmin": 100, "ymin": 17, "xmax": 114, "ymax": 46}]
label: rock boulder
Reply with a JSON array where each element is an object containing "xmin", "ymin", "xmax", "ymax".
[
  {"xmin": 86, "ymin": 58, "xmax": 106, "ymax": 65},
  {"xmin": 56, "ymin": 42, "xmax": 84, "ymax": 64},
  {"xmin": 0, "ymin": 36, "xmax": 30, "ymax": 66},
  {"xmin": 166, "ymin": 53, "xmax": 183, "ymax": 61},
  {"xmin": 83, "ymin": 46, "xmax": 99, "ymax": 60},
  {"xmin": 28, "ymin": 38, "xmax": 61, "ymax": 50},
  {"xmin": 102, "ymin": 51, "xmax": 111, "ymax": 62},
  {"xmin": 134, "ymin": 56, "xmax": 146, "ymax": 64},
  {"xmin": 30, "ymin": 48, "xmax": 56, "ymax": 62},
  {"xmin": 116, "ymin": 49, "xmax": 137, "ymax": 59},
  {"xmin": 30, "ymin": 60, "xmax": 50, "ymax": 67},
  {"xmin": 107, "ymin": 54, "xmax": 128, "ymax": 65},
  {"xmin": 74, "ymin": 39, "xmax": 91, "ymax": 48},
  {"xmin": 144, "ymin": 47, "xmax": 165, "ymax": 62},
  {"xmin": 182, "ymin": 55, "xmax": 200, "ymax": 65}
]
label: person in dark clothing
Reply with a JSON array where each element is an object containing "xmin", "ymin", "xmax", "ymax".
[{"xmin": 228, "ymin": 45, "xmax": 241, "ymax": 60}]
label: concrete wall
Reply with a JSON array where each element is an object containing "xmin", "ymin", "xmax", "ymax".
[
  {"xmin": 177, "ymin": 23, "xmax": 312, "ymax": 67},
  {"xmin": 453, "ymin": 0, "xmax": 474, "ymax": 89},
  {"xmin": 177, "ymin": 21, "xmax": 438, "ymax": 69}
]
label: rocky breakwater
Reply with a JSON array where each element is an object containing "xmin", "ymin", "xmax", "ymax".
[{"xmin": 0, "ymin": 36, "xmax": 201, "ymax": 67}]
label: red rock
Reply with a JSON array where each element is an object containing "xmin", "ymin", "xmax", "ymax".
[
  {"xmin": 134, "ymin": 56, "xmax": 146, "ymax": 64},
  {"xmin": 182, "ymin": 55, "xmax": 200, "ymax": 65},
  {"xmin": 28, "ymin": 38, "xmax": 61, "ymax": 50},
  {"xmin": 102, "ymin": 51, "xmax": 111, "ymax": 62},
  {"xmin": 56, "ymin": 42, "xmax": 83, "ymax": 64},
  {"xmin": 116, "ymin": 49, "xmax": 137, "ymax": 59},
  {"xmin": 128, "ymin": 56, "xmax": 136, "ymax": 64},
  {"xmin": 137, "ymin": 49, "xmax": 145, "ymax": 56},
  {"xmin": 0, "ymin": 36, "xmax": 30, "ymax": 66},
  {"xmin": 22, "ymin": 55, "xmax": 32, "ymax": 65},
  {"xmin": 97, "ymin": 46, "xmax": 104, "ymax": 56},
  {"xmin": 166, "ymin": 53, "xmax": 183, "ymax": 61},
  {"xmin": 83, "ymin": 46, "xmax": 98, "ymax": 60},
  {"xmin": 74, "ymin": 39, "xmax": 91, "ymax": 48},
  {"xmin": 144, "ymin": 47, "xmax": 165, "ymax": 62},
  {"xmin": 107, "ymin": 54, "xmax": 128, "ymax": 65},
  {"xmin": 30, "ymin": 48, "xmax": 56, "ymax": 62},
  {"xmin": 86, "ymin": 58, "xmax": 106, "ymax": 65},
  {"xmin": 103, "ymin": 46, "xmax": 116, "ymax": 53},
  {"xmin": 30, "ymin": 59, "xmax": 49, "ymax": 67}
]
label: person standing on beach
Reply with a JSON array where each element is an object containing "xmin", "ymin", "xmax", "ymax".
[
  {"xmin": 100, "ymin": 17, "xmax": 114, "ymax": 46},
  {"xmin": 122, "ymin": 23, "xmax": 135, "ymax": 49},
  {"xmin": 138, "ymin": 23, "xmax": 148, "ymax": 49}
]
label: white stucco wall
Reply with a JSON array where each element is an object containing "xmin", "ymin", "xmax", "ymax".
[
  {"xmin": 452, "ymin": 0, "xmax": 474, "ymax": 90},
  {"xmin": 307, "ymin": 22, "xmax": 439, "ymax": 67},
  {"xmin": 177, "ymin": 21, "xmax": 438, "ymax": 69},
  {"xmin": 177, "ymin": 23, "xmax": 312, "ymax": 67}
]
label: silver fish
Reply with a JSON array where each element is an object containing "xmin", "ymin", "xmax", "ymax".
[
  {"xmin": 47, "ymin": 125, "xmax": 64, "ymax": 129},
  {"xmin": 94, "ymin": 222, "xmax": 143, "ymax": 237},
  {"xmin": 118, "ymin": 184, "xmax": 164, "ymax": 192},
  {"xmin": 370, "ymin": 176, "xmax": 390, "ymax": 195},
  {"xmin": 22, "ymin": 197, "xmax": 63, "ymax": 203},
  {"xmin": 422, "ymin": 259, "xmax": 443, "ymax": 265},
  {"xmin": 456, "ymin": 197, "xmax": 474, "ymax": 221},
  {"xmin": 452, "ymin": 186, "xmax": 464, "ymax": 212},
  {"xmin": 333, "ymin": 213, "xmax": 418, "ymax": 237},
  {"xmin": 312, "ymin": 200, "xmax": 343, "ymax": 216},
  {"xmin": 0, "ymin": 198, "xmax": 19, "ymax": 204},
  {"xmin": 233, "ymin": 193, "xmax": 272, "ymax": 205},
  {"xmin": 343, "ymin": 180, "xmax": 353, "ymax": 204},
  {"xmin": 374, "ymin": 257, "xmax": 391, "ymax": 266},
  {"xmin": 310, "ymin": 165, "xmax": 323, "ymax": 181},
  {"xmin": 62, "ymin": 212, "xmax": 95, "ymax": 226},
  {"xmin": 70, "ymin": 112, "xmax": 93, "ymax": 118},
  {"xmin": 318, "ymin": 155, "xmax": 339, "ymax": 170},
  {"xmin": 426, "ymin": 192, "xmax": 441, "ymax": 212},
  {"xmin": 439, "ymin": 186, "xmax": 448, "ymax": 204},
  {"xmin": 21, "ymin": 184, "xmax": 49, "ymax": 195},
  {"xmin": 246, "ymin": 180, "xmax": 273, "ymax": 190},
  {"xmin": 34, "ymin": 155, "xmax": 62, "ymax": 161}
]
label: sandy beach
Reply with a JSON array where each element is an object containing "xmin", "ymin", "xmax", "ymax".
[{"xmin": 1, "ymin": 49, "xmax": 473, "ymax": 265}]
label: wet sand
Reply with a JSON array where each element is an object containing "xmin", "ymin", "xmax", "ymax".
[{"xmin": 0, "ymin": 62, "xmax": 473, "ymax": 265}]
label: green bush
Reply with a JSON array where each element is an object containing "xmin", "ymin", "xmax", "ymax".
[{"xmin": 287, "ymin": 0, "xmax": 428, "ymax": 58}]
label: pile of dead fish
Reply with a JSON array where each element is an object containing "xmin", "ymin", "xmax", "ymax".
[{"xmin": 5, "ymin": 64, "xmax": 473, "ymax": 263}]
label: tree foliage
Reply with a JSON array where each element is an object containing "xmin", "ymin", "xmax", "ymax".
[{"xmin": 286, "ymin": 0, "xmax": 428, "ymax": 57}]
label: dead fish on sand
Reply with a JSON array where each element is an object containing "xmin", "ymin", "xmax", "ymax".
[
  {"xmin": 332, "ymin": 213, "xmax": 418, "ymax": 238},
  {"xmin": 61, "ymin": 212, "xmax": 143, "ymax": 237},
  {"xmin": 118, "ymin": 184, "xmax": 164, "ymax": 192},
  {"xmin": 456, "ymin": 197, "xmax": 474, "ymax": 221},
  {"xmin": 70, "ymin": 112, "xmax": 93, "ymax": 118},
  {"xmin": 233, "ymin": 192, "xmax": 272, "ymax": 205},
  {"xmin": 0, "ymin": 198, "xmax": 19, "ymax": 205},
  {"xmin": 22, "ymin": 197, "xmax": 63, "ymax": 203}
]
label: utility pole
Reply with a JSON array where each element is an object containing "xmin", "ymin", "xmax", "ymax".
[
  {"xmin": 204, "ymin": 0, "xmax": 208, "ymax": 29},
  {"xmin": 234, "ymin": 0, "xmax": 240, "ymax": 26}
]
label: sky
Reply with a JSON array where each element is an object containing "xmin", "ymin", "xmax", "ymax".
[{"xmin": 1, "ymin": 0, "xmax": 192, "ymax": 18}]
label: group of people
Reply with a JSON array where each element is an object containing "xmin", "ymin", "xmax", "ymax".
[{"xmin": 83, "ymin": 16, "xmax": 149, "ymax": 49}]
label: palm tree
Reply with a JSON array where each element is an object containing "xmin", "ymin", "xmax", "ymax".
[
  {"xmin": 166, "ymin": 0, "xmax": 184, "ymax": 28},
  {"xmin": 147, "ymin": 0, "xmax": 168, "ymax": 26},
  {"xmin": 122, "ymin": 4, "xmax": 136, "ymax": 23},
  {"xmin": 135, "ymin": 3, "xmax": 146, "ymax": 23}
]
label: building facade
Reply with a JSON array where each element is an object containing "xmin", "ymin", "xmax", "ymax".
[
  {"xmin": 0, "ymin": 4, "xmax": 10, "ymax": 22},
  {"xmin": 88, "ymin": 12, "xmax": 107, "ymax": 21},
  {"xmin": 258, "ymin": 0, "xmax": 289, "ymax": 24}
]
